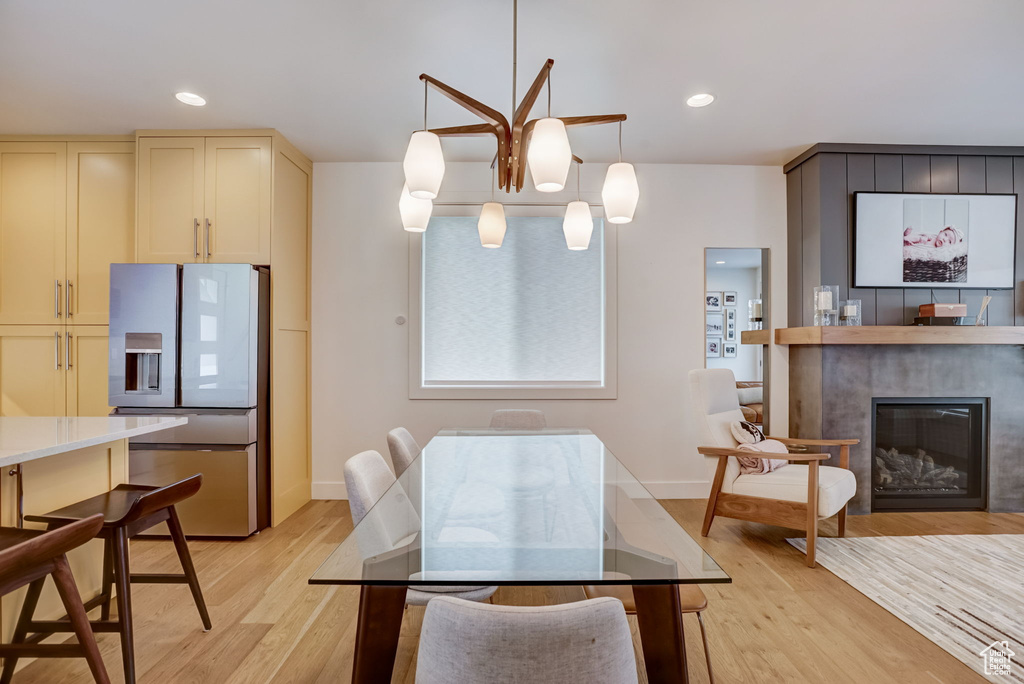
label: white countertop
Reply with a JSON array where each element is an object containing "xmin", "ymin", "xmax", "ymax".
[{"xmin": 0, "ymin": 416, "xmax": 188, "ymax": 468}]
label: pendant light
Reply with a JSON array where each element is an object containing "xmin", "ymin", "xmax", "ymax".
[
  {"xmin": 563, "ymin": 162, "xmax": 594, "ymax": 250},
  {"xmin": 602, "ymin": 122, "xmax": 640, "ymax": 224},
  {"xmin": 399, "ymin": 184, "xmax": 432, "ymax": 232},
  {"xmin": 478, "ymin": 165, "xmax": 507, "ymax": 248},
  {"xmin": 527, "ymin": 75, "xmax": 572, "ymax": 192},
  {"xmin": 403, "ymin": 81, "xmax": 445, "ymax": 199}
]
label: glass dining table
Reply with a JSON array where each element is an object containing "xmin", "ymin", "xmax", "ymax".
[{"xmin": 310, "ymin": 429, "xmax": 730, "ymax": 684}]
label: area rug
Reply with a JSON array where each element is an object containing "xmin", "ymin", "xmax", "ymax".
[{"xmin": 788, "ymin": 535, "xmax": 1024, "ymax": 683}]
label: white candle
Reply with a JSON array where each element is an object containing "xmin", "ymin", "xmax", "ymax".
[
  {"xmin": 816, "ymin": 291, "xmax": 833, "ymax": 311},
  {"xmin": 752, "ymin": 301, "xmax": 762, "ymax": 318},
  {"xmin": 843, "ymin": 304, "xmax": 858, "ymax": 317}
]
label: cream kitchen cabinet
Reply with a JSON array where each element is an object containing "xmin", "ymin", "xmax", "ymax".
[{"xmin": 136, "ymin": 135, "xmax": 271, "ymax": 264}]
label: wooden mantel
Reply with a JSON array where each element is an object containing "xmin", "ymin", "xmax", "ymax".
[{"xmin": 774, "ymin": 326, "xmax": 1024, "ymax": 345}]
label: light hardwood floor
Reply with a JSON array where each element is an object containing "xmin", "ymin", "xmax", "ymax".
[{"xmin": 11, "ymin": 500, "xmax": 1024, "ymax": 683}]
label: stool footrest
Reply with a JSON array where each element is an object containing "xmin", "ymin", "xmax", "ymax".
[
  {"xmin": 25, "ymin": 619, "xmax": 121, "ymax": 635},
  {"xmin": 130, "ymin": 573, "xmax": 189, "ymax": 584},
  {"xmin": 0, "ymin": 643, "xmax": 85, "ymax": 658}
]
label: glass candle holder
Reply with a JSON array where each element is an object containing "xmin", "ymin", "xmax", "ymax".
[
  {"xmin": 813, "ymin": 285, "xmax": 839, "ymax": 326},
  {"xmin": 748, "ymin": 298, "xmax": 763, "ymax": 330},
  {"xmin": 840, "ymin": 299, "xmax": 862, "ymax": 326}
]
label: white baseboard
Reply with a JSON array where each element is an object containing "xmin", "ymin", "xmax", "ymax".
[
  {"xmin": 312, "ymin": 481, "xmax": 348, "ymax": 499},
  {"xmin": 311, "ymin": 479, "xmax": 709, "ymax": 501}
]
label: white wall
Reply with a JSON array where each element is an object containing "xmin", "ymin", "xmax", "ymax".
[
  {"xmin": 311, "ymin": 162, "xmax": 788, "ymax": 499},
  {"xmin": 706, "ymin": 267, "xmax": 761, "ymax": 380}
]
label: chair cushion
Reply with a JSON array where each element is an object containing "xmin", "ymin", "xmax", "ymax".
[
  {"xmin": 731, "ymin": 464, "xmax": 856, "ymax": 518},
  {"xmin": 407, "ymin": 585, "xmax": 497, "ymax": 605}
]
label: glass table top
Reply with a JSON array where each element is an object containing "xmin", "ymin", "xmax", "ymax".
[{"xmin": 310, "ymin": 429, "xmax": 730, "ymax": 586}]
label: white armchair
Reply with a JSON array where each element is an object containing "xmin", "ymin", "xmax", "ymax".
[{"xmin": 689, "ymin": 368, "xmax": 858, "ymax": 567}]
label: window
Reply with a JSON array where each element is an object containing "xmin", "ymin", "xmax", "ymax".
[{"xmin": 409, "ymin": 216, "xmax": 617, "ymax": 399}]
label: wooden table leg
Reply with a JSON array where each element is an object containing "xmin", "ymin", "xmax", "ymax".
[
  {"xmin": 633, "ymin": 584, "xmax": 688, "ymax": 684},
  {"xmin": 351, "ymin": 585, "xmax": 407, "ymax": 684}
]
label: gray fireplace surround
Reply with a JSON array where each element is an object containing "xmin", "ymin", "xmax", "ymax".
[{"xmin": 789, "ymin": 344, "xmax": 1024, "ymax": 515}]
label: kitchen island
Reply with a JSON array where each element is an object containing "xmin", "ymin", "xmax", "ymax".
[{"xmin": 0, "ymin": 416, "xmax": 186, "ymax": 640}]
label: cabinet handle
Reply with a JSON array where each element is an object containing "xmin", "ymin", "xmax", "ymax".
[
  {"xmin": 54, "ymin": 332, "xmax": 61, "ymax": 370},
  {"xmin": 54, "ymin": 280, "xmax": 61, "ymax": 319},
  {"xmin": 205, "ymin": 218, "xmax": 212, "ymax": 258},
  {"xmin": 194, "ymin": 218, "xmax": 200, "ymax": 259},
  {"xmin": 66, "ymin": 332, "xmax": 72, "ymax": 370},
  {"xmin": 66, "ymin": 279, "xmax": 73, "ymax": 318}
]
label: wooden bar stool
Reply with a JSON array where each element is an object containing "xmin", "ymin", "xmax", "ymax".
[
  {"xmin": 0, "ymin": 514, "xmax": 109, "ymax": 684},
  {"xmin": 24, "ymin": 474, "xmax": 212, "ymax": 684},
  {"xmin": 584, "ymin": 585, "xmax": 715, "ymax": 683}
]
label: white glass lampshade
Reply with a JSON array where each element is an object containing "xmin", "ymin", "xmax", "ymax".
[
  {"xmin": 527, "ymin": 118, "xmax": 572, "ymax": 192},
  {"xmin": 601, "ymin": 162, "xmax": 640, "ymax": 224},
  {"xmin": 399, "ymin": 184, "xmax": 432, "ymax": 232},
  {"xmin": 478, "ymin": 202, "xmax": 507, "ymax": 248},
  {"xmin": 403, "ymin": 131, "xmax": 445, "ymax": 199},
  {"xmin": 562, "ymin": 201, "xmax": 594, "ymax": 250}
]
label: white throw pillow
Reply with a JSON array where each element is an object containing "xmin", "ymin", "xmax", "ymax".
[
  {"xmin": 736, "ymin": 386, "xmax": 763, "ymax": 406},
  {"xmin": 730, "ymin": 420, "xmax": 765, "ymax": 444}
]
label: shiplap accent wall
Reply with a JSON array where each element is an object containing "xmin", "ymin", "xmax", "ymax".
[{"xmin": 786, "ymin": 147, "xmax": 1024, "ymax": 327}]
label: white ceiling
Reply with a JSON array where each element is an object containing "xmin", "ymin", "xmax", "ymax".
[{"xmin": 3, "ymin": 0, "xmax": 1024, "ymax": 165}]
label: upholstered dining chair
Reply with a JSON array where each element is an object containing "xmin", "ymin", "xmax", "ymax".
[
  {"xmin": 415, "ymin": 596, "xmax": 638, "ymax": 684},
  {"xmin": 387, "ymin": 427, "xmax": 420, "ymax": 477},
  {"xmin": 489, "ymin": 409, "xmax": 547, "ymax": 430},
  {"xmin": 689, "ymin": 368, "xmax": 859, "ymax": 568},
  {"xmin": 344, "ymin": 450, "xmax": 497, "ymax": 604}
]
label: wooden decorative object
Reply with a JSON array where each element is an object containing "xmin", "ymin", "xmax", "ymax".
[
  {"xmin": 919, "ymin": 303, "xmax": 967, "ymax": 317},
  {"xmin": 420, "ymin": 60, "xmax": 626, "ymax": 192}
]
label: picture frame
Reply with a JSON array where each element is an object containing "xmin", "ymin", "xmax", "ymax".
[
  {"xmin": 706, "ymin": 291, "xmax": 723, "ymax": 312},
  {"xmin": 725, "ymin": 322, "xmax": 736, "ymax": 342},
  {"xmin": 853, "ymin": 191, "xmax": 1018, "ymax": 289},
  {"xmin": 723, "ymin": 291, "xmax": 738, "ymax": 306},
  {"xmin": 706, "ymin": 337, "xmax": 722, "ymax": 358},
  {"xmin": 706, "ymin": 313, "xmax": 724, "ymax": 336},
  {"xmin": 723, "ymin": 342, "xmax": 738, "ymax": 358}
]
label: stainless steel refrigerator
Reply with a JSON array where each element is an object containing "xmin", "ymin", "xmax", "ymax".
[{"xmin": 109, "ymin": 263, "xmax": 270, "ymax": 537}]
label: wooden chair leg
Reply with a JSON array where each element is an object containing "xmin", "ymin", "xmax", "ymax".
[
  {"xmin": 806, "ymin": 461, "xmax": 819, "ymax": 568},
  {"xmin": 701, "ymin": 456, "xmax": 728, "ymax": 537},
  {"xmin": 51, "ymin": 555, "xmax": 110, "ymax": 684},
  {"xmin": 696, "ymin": 611, "xmax": 714, "ymax": 684},
  {"xmin": 112, "ymin": 527, "xmax": 136, "ymax": 684},
  {"xmin": 100, "ymin": 537, "xmax": 114, "ymax": 620},
  {"xmin": 838, "ymin": 505, "xmax": 847, "ymax": 538},
  {"xmin": 0, "ymin": 577, "xmax": 45, "ymax": 684},
  {"xmin": 166, "ymin": 506, "xmax": 212, "ymax": 631}
]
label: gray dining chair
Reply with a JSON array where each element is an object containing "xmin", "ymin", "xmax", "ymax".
[
  {"xmin": 387, "ymin": 427, "xmax": 421, "ymax": 477},
  {"xmin": 489, "ymin": 409, "xmax": 547, "ymax": 430},
  {"xmin": 343, "ymin": 450, "xmax": 497, "ymax": 605},
  {"xmin": 415, "ymin": 596, "xmax": 638, "ymax": 684}
]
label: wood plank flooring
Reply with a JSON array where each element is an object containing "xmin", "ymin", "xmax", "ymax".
[{"xmin": 11, "ymin": 500, "xmax": 1024, "ymax": 683}]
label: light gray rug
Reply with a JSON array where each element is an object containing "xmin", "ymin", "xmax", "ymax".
[{"xmin": 788, "ymin": 535, "xmax": 1024, "ymax": 683}]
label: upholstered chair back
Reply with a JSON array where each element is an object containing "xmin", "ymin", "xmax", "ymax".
[
  {"xmin": 344, "ymin": 450, "xmax": 419, "ymax": 555},
  {"xmin": 415, "ymin": 596, "xmax": 638, "ymax": 684},
  {"xmin": 387, "ymin": 427, "xmax": 421, "ymax": 477},
  {"xmin": 688, "ymin": 368, "xmax": 746, "ymax": 489},
  {"xmin": 489, "ymin": 409, "xmax": 547, "ymax": 430}
]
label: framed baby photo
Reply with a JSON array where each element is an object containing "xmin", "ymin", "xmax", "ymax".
[
  {"xmin": 706, "ymin": 337, "xmax": 722, "ymax": 357},
  {"xmin": 853, "ymin": 192, "xmax": 1017, "ymax": 288},
  {"xmin": 706, "ymin": 291, "xmax": 723, "ymax": 312},
  {"xmin": 723, "ymin": 291, "xmax": 738, "ymax": 306},
  {"xmin": 723, "ymin": 342, "xmax": 738, "ymax": 358}
]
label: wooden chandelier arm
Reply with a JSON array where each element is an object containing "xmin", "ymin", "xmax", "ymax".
[
  {"xmin": 559, "ymin": 114, "xmax": 627, "ymax": 128},
  {"xmin": 428, "ymin": 124, "xmax": 496, "ymax": 137},
  {"xmin": 510, "ymin": 60, "xmax": 555, "ymax": 193}
]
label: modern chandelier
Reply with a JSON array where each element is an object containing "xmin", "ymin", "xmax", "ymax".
[{"xmin": 398, "ymin": 0, "xmax": 640, "ymax": 250}]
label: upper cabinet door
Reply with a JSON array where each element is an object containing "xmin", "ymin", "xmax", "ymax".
[
  {"xmin": 66, "ymin": 142, "xmax": 135, "ymax": 325},
  {"xmin": 137, "ymin": 137, "xmax": 205, "ymax": 264},
  {"xmin": 203, "ymin": 137, "xmax": 272, "ymax": 264},
  {"xmin": 0, "ymin": 143, "xmax": 67, "ymax": 324}
]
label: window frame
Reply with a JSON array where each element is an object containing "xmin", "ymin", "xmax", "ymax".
[{"xmin": 408, "ymin": 216, "xmax": 617, "ymax": 400}]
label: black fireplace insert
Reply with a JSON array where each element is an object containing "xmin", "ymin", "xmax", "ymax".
[{"xmin": 871, "ymin": 397, "xmax": 988, "ymax": 512}]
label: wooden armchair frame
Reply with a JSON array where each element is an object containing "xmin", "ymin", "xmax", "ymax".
[{"xmin": 697, "ymin": 438, "xmax": 858, "ymax": 567}]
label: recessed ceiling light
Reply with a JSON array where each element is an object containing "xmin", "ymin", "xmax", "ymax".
[
  {"xmin": 715, "ymin": 260, "xmax": 726, "ymax": 264},
  {"xmin": 175, "ymin": 92, "xmax": 207, "ymax": 107},
  {"xmin": 686, "ymin": 93, "xmax": 715, "ymax": 108}
]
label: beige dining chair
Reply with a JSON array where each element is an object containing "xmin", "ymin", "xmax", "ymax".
[
  {"xmin": 344, "ymin": 450, "xmax": 497, "ymax": 604},
  {"xmin": 415, "ymin": 596, "xmax": 638, "ymax": 684},
  {"xmin": 387, "ymin": 427, "xmax": 420, "ymax": 477},
  {"xmin": 489, "ymin": 409, "xmax": 547, "ymax": 430},
  {"xmin": 689, "ymin": 368, "xmax": 858, "ymax": 568}
]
